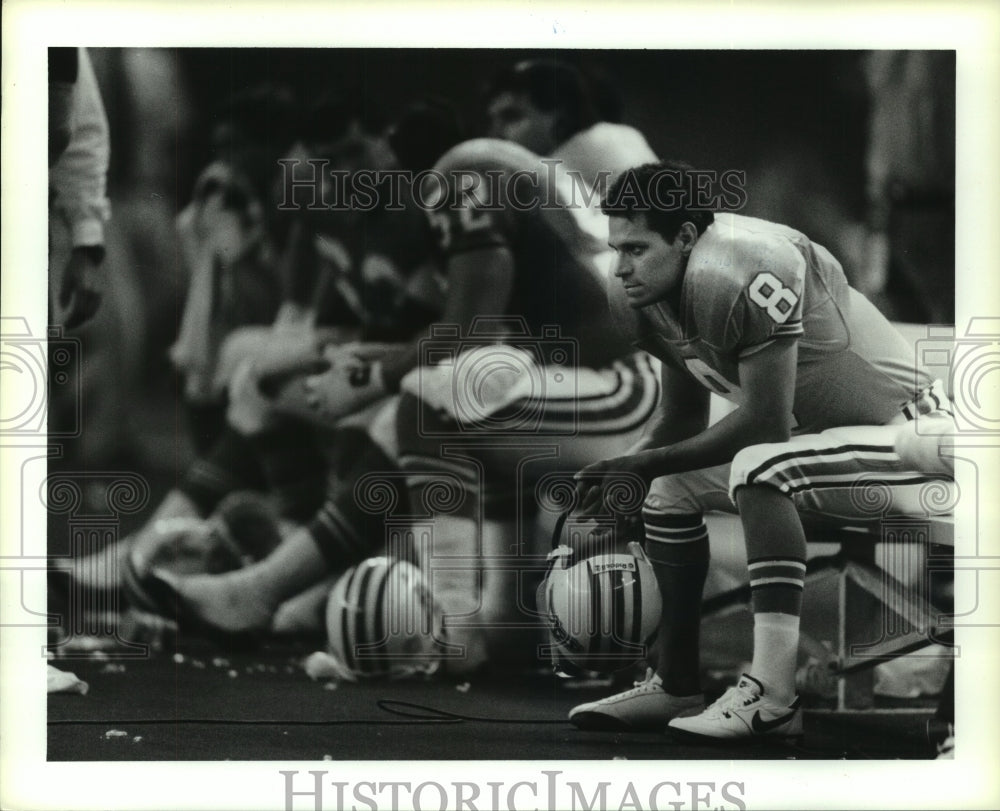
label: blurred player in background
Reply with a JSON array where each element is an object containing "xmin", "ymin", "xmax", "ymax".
[
  {"xmin": 145, "ymin": 93, "xmax": 663, "ymax": 670},
  {"xmin": 568, "ymin": 161, "xmax": 954, "ymax": 742},
  {"xmin": 56, "ymin": 83, "xmax": 305, "ymax": 597},
  {"xmin": 859, "ymin": 51, "xmax": 955, "ymax": 323},
  {"xmin": 49, "ymin": 47, "xmax": 111, "ymax": 330},
  {"xmin": 484, "ymin": 58, "xmax": 656, "ymax": 214},
  {"xmin": 169, "ymin": 82, "xmax": 300, "ymax": 446},
  {"xmin": 144, "ymin": 65, "xmax": 662, "ymax": 667},
  {"xmin": 134, "ymin": 94, "xmax": 447, "ymax": 639},
  {"xmin": 388, "ymin": 118, "xmax": 660, "ymax": 674}
]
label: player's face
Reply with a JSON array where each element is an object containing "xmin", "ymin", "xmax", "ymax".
[
  {"xmin": 487, "ymin": 91, "xmax": 559, "ymax": 155},
  {"xmin": 608, "ymin": 214, "xmax": 689, "ymax": 308},
  {"xmin": 311, "ymin": 120, "xmax": 396, "ymax": 175},
  {"xmin": 304, "ymin": 120, "xmax": 396, "ymax": 229}
]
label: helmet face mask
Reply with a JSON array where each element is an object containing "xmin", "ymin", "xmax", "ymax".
[
  {"xmin": 326, "ymin": 557, "xmax": 445, "ymax": 680},
  {"xmin": 539, "ymin": 542, "xmax": 661, "ymax": 675}
]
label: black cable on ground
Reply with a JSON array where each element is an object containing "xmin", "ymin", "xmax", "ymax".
[{"xmin": 375, "ymin": 699, "xmax": 566, "ymax": 723}]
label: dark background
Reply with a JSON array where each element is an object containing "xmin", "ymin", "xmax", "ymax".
[{"xmin": 99, "ymin": 48, "xmax": 871, "ymax": 226}]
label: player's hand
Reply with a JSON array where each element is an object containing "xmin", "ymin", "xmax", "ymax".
[
  {"xmin": 59, "ymin": 246, "xmax": 105, "ymax": 330},
  {"xmin": 573, "ymin": 452, "xmax": 655, "ymax": 517},
  {"xmin": 302, "ymin": 344, "xmax": 387, "ymax": 424},
  {"xmin": 226, "ymin": 359, "xmax": 274, "ymax": 436}
]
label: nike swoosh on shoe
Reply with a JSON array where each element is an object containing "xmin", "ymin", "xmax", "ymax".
[{"xmin": 750, "ymin": 707, "xmax": 799, "ymax": 734}]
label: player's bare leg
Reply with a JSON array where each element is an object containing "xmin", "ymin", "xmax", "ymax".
[
  {"xmin": 152, "ymin": 524, "xmax": 327, "ymax": 634},
  {"xmin": 128, "ymin": 491, "xmax": 204, "ymax": 569},
  {"xmin": 58, "ymin": 417, "xmax": 272, "ymax": 598},
  {"xmin": 271, "ymin": 573, "xmax": 341, "ymax": 635},
  {"xmin": 54, "ymin": 489, "xmax": 201, "ymax": 591}
]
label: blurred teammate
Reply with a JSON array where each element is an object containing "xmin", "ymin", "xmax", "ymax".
[
  {"xmin": 484, "ymin": 59, "xmax": 657, "ymax": 204},
  {"xmin": 169, "ymin": 82, "xmax": 298, "ymax": 445},
  {"xmin": 49, "ymin": 47, "xmax": 111, "ymax": 330},
  {"xmin": 568, "ymin": 161, "xmax": 954, "ymax": 742},
  {"xmin": 149, "ymin": 99, "xmax": 661, "ymax": 669},
  {"xmin": 56, "ymin": 84, "xmax": 303, "ymax": 598},
  {"xmin": 389, "ymin": 133, "xmax": 660, "ymax": 673},
  {"xmin": 316, "ymin": 101, "xmax": 658, "ymax": 673},
  {"xmin": 63, "ymin": 90, "xmax": 440, "ymax": 611},
  {"xmin": 136, "ymin": 96, "xmax": 446, "ymax": 637}
]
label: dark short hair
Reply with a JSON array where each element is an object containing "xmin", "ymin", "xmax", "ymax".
[
  {"xmin": 483, "ymin": 59, "xmax": 600, "ymax": 144},
  {"xmin": 217, "ymin": 82, "xmax": 297, "ymax": 151},
  {"xmin": 601, "ymin": 160, "xmax": 716, "ymax": 241},
  {"xmin": 388, "ymin": 97, "xmax": 466, "ymax": 172},
  {"xmin": 298, "ymin": 91, "xmax": 387, "ymax": 148}
]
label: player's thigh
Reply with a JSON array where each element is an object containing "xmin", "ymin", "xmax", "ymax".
[
  {"xmin": 730, "ymin": 424, "xmax": 955, "ymax": 521},
  {"xmin": 396, "ymin": 352, "xmax": 660, "ymax": 503},
  {"xmin": 645, "ymin": 464, "xmax": 737, "ymax": 516},
  {"xmin": 512, "ymin": 351, "xmax": 661, "ymax": 481}
]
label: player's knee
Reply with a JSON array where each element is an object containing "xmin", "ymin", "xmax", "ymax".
[
  {"xmin": 728, "ymin": 441, "xmax": 794, "ymax": 500},
  {"xmin": 643, "ymin": 474, "xmax": 706, "ymax": 517}
]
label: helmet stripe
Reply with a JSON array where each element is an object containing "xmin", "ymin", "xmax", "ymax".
[
  {"xmin": 375, "ymin": 560, "xmax": 391, "ymax": 664},
  {"xmin": 588, "ymin": 561, "xmax": 602, "ymax": 658},
  {"xmin": 355, "ymin": 560, "xmax": 379, "ymax": 674},
  {"xmin": 340, "ymin": 566, "xmax": 359, "ymax": 673},
  {"xmin": 612, "ymin": 569, "xmax": 626, "ymax": 655},
  {"xmin": 630, "ymin": 566, "xmax": 641, "ymax": 646}
]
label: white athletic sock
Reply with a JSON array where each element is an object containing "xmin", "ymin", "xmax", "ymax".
[{"xmin": 749, "ymin": 612, "xmax": 800, "ymax": 705}]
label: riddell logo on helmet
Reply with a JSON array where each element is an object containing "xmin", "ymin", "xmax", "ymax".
[{"xmin": 589, "ymin": 560, "xmax": 637, "ymax": 574}]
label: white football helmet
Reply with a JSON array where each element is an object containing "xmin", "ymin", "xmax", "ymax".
[
  {"xmin": 326, "ymin": 557, "xmax": 444, "ymax": 679},
  {"xmin": 539, "ymin": 542, "xmax": 661, "ymax": 675}
]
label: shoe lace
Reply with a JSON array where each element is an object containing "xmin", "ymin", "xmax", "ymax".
[
  {"xmin": 633, "ymin": 667, "xmax": 657, "ymax": 688},
  {"xmin": 701, "ymin": 682, "xmax": 759, "ymax": 720},
  {"xmin": 612, "ymin": 667, "xmax": 662, "ymax": 699}
]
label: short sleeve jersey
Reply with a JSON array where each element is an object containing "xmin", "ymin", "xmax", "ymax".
[
  {"xmin": 610, "ymin": 213, "xmax": 933, "ymax": 432},
  {"xmin": 428, "ymin": 138, "xmax": 633, "ymax": 367}
]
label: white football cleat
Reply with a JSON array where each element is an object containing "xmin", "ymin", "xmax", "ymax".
[
  {"xmin": 569, "ymin": 669, "xmax": 705, "ymax": 731},
  {"xmin": 667, "ymin": 673, "xmax": 802, "ymax": 743}
]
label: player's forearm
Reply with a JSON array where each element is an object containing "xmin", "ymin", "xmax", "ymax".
[
  {"xmin": 636, "ymin": 397, "xmax": 711, "ymax": 453},
  {"xmin": 636, "ymin": 407, "xmax": 790, "ymax": 480},
  {"xmin": 628, "ymin": 412, "xmax": 705, "ymax": 455},
  {"xmin": 379, "ymin": 246, "xmax": 514, "ymax": 394}
]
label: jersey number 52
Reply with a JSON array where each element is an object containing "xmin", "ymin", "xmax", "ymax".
[{"xmin": 427, "ymin": 205, "xmax": 492, "ymax": 252}]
